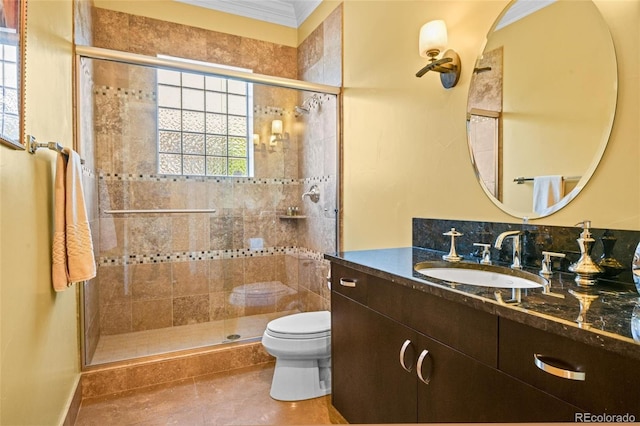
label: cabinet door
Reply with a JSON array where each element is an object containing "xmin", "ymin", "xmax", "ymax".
[
  {"xmin": 416, "ymin": 333, "xmax": 580, "ymax": 423},
  {"xmin": 331, "ymin": 292, "xmax": 417, "ymax": 424}
]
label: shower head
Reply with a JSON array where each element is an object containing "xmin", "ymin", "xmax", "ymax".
[{"xmin": 294, "ymin": 105, "xmax": 310, "ymax": 117}]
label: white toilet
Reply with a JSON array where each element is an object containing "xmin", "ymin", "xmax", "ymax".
[{"xmin": 261, "ymin": 310, "xmax": 331, "ymax": 401}]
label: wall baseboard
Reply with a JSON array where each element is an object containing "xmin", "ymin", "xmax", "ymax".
[{"xmin": 61, "ymin": 375, "xmax": 82, "ymax": 426}]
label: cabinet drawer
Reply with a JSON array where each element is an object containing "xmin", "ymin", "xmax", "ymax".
[
  {"xmin": 407, "ymin": 290, "xmax": 498, "ymax": 367},
  {"xmin": 499, "ymin": 318, "xmax": 640, "ymax": 415},
  {"xmin": 331, "ymin": 264, "xmax": 368, "ymax": 304}
]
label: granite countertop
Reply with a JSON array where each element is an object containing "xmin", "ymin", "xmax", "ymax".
[{"xmin": 325, "ymin": 247, "xmax": 640, "ymax": 361}]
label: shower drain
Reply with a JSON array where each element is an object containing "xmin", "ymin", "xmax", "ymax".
[{"xmin": 226, "ymin": 334, "xmax": 241, "ymax": 340}]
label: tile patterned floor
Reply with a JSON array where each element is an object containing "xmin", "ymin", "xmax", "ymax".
[{"xmin": 75, "ymin": 362, "xmax": 347, "ymax": 425}]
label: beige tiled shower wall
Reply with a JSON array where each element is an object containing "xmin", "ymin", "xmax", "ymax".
[
  {"xmin": 297, "ymin": 6, "xmax": 342, "ymax": 257},
  {"xmin": 83, "ymin": 6, "xmax": 341, "ymax": 342}
]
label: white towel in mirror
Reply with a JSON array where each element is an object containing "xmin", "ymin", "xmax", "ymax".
[{"xmin": 533, "ymin": 175, "xmax": 564, "ymax": 215}]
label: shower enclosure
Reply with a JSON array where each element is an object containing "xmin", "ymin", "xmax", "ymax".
[{"xmin": 77, "ymin": 48, "xmax": 340, "ymax": 366}]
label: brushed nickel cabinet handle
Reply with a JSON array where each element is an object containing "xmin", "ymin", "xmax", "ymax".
[
  {"xmin": 399, "ymin": 339, "xmax": 414, "ymax": 372},
  {"xmin": 339, "ymin": 278, "xmax": 357, "ymax": 288},
  {"xmin": 534, "ymin": 353, "xmax": 586, "ymax": 381},
  {"xmin": 417, "ymin": 349, "xmax": 432, "ymax": 385}
]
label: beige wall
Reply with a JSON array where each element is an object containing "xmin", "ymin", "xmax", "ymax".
[
  {"xmin": 342, "ymin": 0, "xmax": 640, "ymax": 251},
  {"xmin": 0, "ymin": 0, "xmax": 79, "ymax": 425}
]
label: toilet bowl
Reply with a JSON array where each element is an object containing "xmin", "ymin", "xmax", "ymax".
[{"xmin": 261, "ymin": 310, "xmax": 331, "ymax": 401}]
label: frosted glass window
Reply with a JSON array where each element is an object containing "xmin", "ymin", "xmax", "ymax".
[
  {"xmin": 182, "ymin": 110, "xmax": 205, "ymax": 133},
  {"xmin": 159, "ymin": 153, "xmax": 182, "ymax": 175},
  {"xmin": 229, "ymin": 158, "xmax": 247, "ymax": 176},
  {"xmin": 4, "ymin": 63, "xmax": 16, "ymax": 89},
  {"xmin": 206, "ymin": 113, "xmax": 227, "ymax": 135},
  {"xmin": 159, "ymin": 131, "xmax": 181, "ymax": 153},
  {"xmin": 0, "ymin": 44, "xmax": 20, "ymax": 142},
  {"xmin": 182, "ymin": 73, "xmax": 204, "ymax": 89},
  {"xmin": 4, "ymin": 88, "xmax": 17, "ymax": 114},
  {"xmin": 206, "ymin": 76, "xmax": 226, "ymax": 91},
  {"xmin": 228, "ymin": 116, "xmax": 247, "ymax": 136},
  {"xmin": 158, "ymin": 85, "xmax": 181, "ymax": 108},
  {"xmin": 156, "ymin": 58, "xmax": 253, "ymax": 177},
  {"xmin": 205, "ymin": 92, "xmax": 226, "ymax": 113},
  {"xmin": 206, "ymin": 135, "xmax": 227, "ymax": 156},
  {"xmin": 229, "ymin": 137, "xmax": 247, "ymax": 157},
  {"xmin": 228, "ymin": 94, "xmax": 247, "ymax": 116},
  {"xmin": 158, "ymin": 69, "xmax": 181, "ymax": 85},
  {"xmin": 182, "ymin": 88, "xmax": 204, "ymax": 111},
  {"xmin": 206, "ymin": 157, "xmax": 227, "ymax": 175},
  {"xmin": 183, "ymin": 133, "xmax": 205, "ymax": 154},
  {"xmin": 228, "ymin": 80, "xmax": 246, "ymax": 95},
  {"xmin": 158, "ymin": 108, "xmax": 181, "ymax": 131},
  {"xmin": 183, "ymin": 155, "xmax": 205, "ymax": 175}
]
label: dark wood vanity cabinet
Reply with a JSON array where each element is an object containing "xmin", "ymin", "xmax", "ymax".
[{"xmin": 331, "ymin": 263, "xmax": 582, "ymax": 424}]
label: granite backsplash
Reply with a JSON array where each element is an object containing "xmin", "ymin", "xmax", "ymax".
[{"xmin": 413, "ymin": 218, "xmax": 640, "ymax": 289}]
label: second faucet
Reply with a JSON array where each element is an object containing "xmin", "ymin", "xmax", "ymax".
[{"xmin": 494, "ymin": 230, "xmax": 522, "ymax": 269}]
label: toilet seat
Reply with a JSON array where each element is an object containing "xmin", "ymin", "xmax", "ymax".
[{"xmin": 266, "ymin": 311, "xmax": 331, "ymax": 339}]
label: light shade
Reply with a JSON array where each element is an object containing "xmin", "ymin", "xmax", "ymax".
[
  {"xmin": 419, "ymin": 20, "xmax": 448, "ymax": 58},
  {"xmin": 271, "ymin": 119, "xmax": 283, "ymax": 135}
]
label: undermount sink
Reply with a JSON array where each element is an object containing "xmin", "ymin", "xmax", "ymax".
[{"xmin": 414, "ymin": 261, "xmax": 548, "ymax": 289}]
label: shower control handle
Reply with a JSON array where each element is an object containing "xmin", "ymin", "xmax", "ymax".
[{"xmin": 302, "ymin": 185, "xmax": 320, "ymax": 203}]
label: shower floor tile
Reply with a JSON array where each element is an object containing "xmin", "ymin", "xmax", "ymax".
[
  {"xmin": 75, "ymin": 363, "xmax": 347, "ymax": 425},
  {"xmin": 91, "ymin": 311, "xmax": 298, "ymax": 365}
]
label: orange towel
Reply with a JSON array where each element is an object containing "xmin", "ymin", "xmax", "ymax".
[{"xmin": 52, "ymin": 148, "xmax": 96, "ymax": 291}]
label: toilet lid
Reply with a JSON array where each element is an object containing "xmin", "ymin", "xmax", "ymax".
[{"xmin": 266, "ymin": 311, "xmax": 331, "ymax": 339}]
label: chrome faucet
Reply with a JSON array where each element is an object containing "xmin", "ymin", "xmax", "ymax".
[{"xmin": 494, "ymin": 230, "xmax": 522, "ymax": 269}]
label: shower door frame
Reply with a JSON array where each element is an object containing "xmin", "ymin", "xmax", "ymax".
[{"xmin": 74, "ymin": 45, "xmax": 342, "ymax": 369}]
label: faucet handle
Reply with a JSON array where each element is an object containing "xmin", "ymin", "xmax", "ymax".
[
  {"xmin": 473, "ymin": 243, "xmax": 492, "ymax": 265},
  {"xmin": 443, "ymin": 228, "xmax": 463, "ymax": 238},
  {"xmin": 540, "ymin": 251, "xmax": 566, "ymax": 277},
  {"xmin": 442, "ymin": 228, "xmax": 463, "ymax": 262}
]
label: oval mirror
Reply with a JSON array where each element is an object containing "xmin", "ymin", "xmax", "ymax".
[{"xmin": 466, "ymin": 0, "xmax": 617, "ymax": 219}]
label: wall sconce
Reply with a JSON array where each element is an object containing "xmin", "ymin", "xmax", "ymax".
[
  {"xmin": 270, "ymin": 119, "xmax": 288, "ymax": 146},
  {"xmin": 416, "ymin": 20, "xmax": 461, "ymax": 89},
  {"xmin": 253, "ymin": 133, "xmax": 260, "ymax": 146}
]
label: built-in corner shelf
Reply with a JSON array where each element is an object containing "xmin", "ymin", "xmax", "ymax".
[{"xmin": 278, "ymin": 215, "xmax": 307, "ymax": 220}]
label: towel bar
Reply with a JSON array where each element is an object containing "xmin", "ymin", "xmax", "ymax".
[
  {"xmin": 513, "ymin": 176, "xmax": 581, "ymax": 184},
  {"xmin": 27, "ymin": 135, "xmax": 85, "ymax": 164},
  {"xmin": 27, "ymin": 135, "xmax": 64, "ymax": 155}
]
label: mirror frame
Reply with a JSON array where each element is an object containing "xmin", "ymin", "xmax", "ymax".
[
  {"xmin": 467, "ymin": 0, "xmax": 617, "ymax": 220},
  {"xmin": 0, "ymin": 0, "xmax": 26, "ymax": 150}
]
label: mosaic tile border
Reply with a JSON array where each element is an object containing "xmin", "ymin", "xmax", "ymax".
[
  {"xmin": 82, "ymin": 165, "xmax": 95, "ymax": 178},
  {"xmin": 303, "ymin": 175, "xmax": 332, "ymax": 184},
  {"xmin": 98, "ymin": 171, "xmax": 300, "ymax": 185},
  {"xmin": 98, "ymin": 246, "xmax": 325, "ymax": 266},
  {"xmin": 95, "ymin": 85, "xmax": 156, "ymax": 101},
  {"xmin": 254, "ymin": 105, "xmax": 285, "ymax": 116},
  {"xmin": 98, "ymin": 171, "xmax": 333, "ymax": 186}
]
